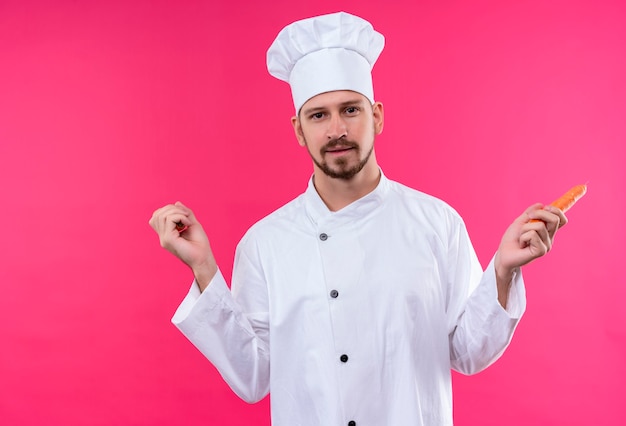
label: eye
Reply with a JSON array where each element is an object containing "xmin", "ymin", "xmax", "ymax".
[
  {"xmin": 345, "ymin": 106, "xmax": 360, "ymax": 115},
  {"xmin": 310, "ymin": 112, "xmax": 325, "ymax": 120}
]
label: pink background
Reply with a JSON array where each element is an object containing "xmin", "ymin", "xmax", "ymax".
[{"xmin": 1, "ymin": 0, "xmax": 624, "ymax": 425}]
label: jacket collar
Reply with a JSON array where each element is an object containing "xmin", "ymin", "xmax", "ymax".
[{"xmin": 304, "ymin": 168, "xmax": 390, "ymax": 226}]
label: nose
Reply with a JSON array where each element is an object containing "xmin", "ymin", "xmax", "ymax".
[{"xmin": 326, "ymin": 114, "xmax": 347, "ymax": 140}]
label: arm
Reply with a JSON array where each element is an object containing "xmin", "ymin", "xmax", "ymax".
[
  {"xmin": 171, "ymin": 265, "xmax": 271, "ymax": 403},
  {"xmin": 448, "ymin": 203, "xmax": 566, "ymax": 374},
  {"xmin": 149, "ymin": 202, "xmax": 271, "ymax": 402},
  {"xmin": 446, "ymin": 218, "xmax": 525, "ymax": 375}
]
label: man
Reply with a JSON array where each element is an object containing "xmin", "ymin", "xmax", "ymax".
[{"xmin": 149, "ymin": 12, "xmax": 564, "ymax": 426}]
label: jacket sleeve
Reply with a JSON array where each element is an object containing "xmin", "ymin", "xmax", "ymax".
[
  {"xmin": 446, "ymin": 217, "xmax": 527, "ymax": 375},
  {"xmin": 171, "ymin": 239, "xmax": 270, "ymax": 403}
]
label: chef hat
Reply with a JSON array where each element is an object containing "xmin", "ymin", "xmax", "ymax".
[{"xmin": 267, "ymin": 11, "xmax": 385, "ymax": 113}]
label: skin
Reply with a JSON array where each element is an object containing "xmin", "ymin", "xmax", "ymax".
[
  {"xmin": 291, "ymin": 90, "xmax": 384, "ymax": 211},
  {"xmin": 149, "ymin": 90, "xmax": 566, "ymax": 308}
]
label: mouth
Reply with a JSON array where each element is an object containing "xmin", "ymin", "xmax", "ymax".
[
  {"xmin": 323, "ymin": 141, "xmax": 358, "ymax": 156},
  {"xmin": 325, "ymin": 146, "xmax": 354, "ymax": 155}
]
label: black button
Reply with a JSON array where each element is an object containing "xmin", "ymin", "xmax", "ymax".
[
  {"xmin": 348, "ymin": 421, "xmax": 356, "ymax": 426},
  {"xmin": 340, "ymin": 354, "xmax": 349, "ymax": 363},
  {"xmin": 330, "ymin": 289, "xmax": 339, "ymax": 298},
  {"xmin": 319, "ymin": 233, "xmax": 328, "ymax": 241}
]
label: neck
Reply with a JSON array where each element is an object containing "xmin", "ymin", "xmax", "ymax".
[{"xmin": 312, "ymin": 159, "xmax": 381, "ymax": 212}]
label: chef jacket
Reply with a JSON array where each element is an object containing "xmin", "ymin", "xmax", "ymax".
[{"xmin": 172, "ymin": 170, "xmax": 526, "ymax": 426}]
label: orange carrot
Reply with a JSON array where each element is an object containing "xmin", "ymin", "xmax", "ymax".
[
  {"xmin": 549, "ymin": 184, "xmax": 588, "ymax": 212},
  {"xmin": 531, "ymin": 184, "xmax": 587, "ymax": 222},
  {"xmin": 175, "ymin": 221, "xmax": 189, "ymax": 233}
]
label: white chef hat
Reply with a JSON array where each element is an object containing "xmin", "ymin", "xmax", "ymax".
[{"xmin": 267, "ymin": 11, "xmax": 385, "ymax": 113}]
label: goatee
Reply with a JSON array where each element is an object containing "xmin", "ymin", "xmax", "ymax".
[{"xmin": 308, "ymin": 138, "xmax": 374, "ymax": 180}]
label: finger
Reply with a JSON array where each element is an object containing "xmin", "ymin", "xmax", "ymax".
[
  {"xmin": 167, "ymin": 213, "xmax": 191, "ymax": 232},
  {"xmin": 175, "ymin": 201, "xmax": 200, "ymax": 223},
  {"xmin": 159, "ymin": 203, "xmax": 190, "ymax": 218},
  {"xmin": 519, "ymin": 229, "xmax": 550, "ymax": 257},
  {"xmin": 528, "ymin": 209, "xmax": 561, "ymax": 238},
  {"xmin": 164, "ymin": 201, "xmax": 198, "ymax": 228},
  {"xmin": 523, "ymin": 202, "xmax": 545, "ymax": 215},
  {"xmin": 545, "ymin": 205, "xmax": 568, "ymax": 229},
  {"xmin": 152, "ymin": 205, "xmax": 176, "ymax": 232},
  {"xmin": 150, "ymin": 204, "xmax": 191, "ymax": 234},
  {"xmin": 149, "ymin": 205, "xmax": 173, "ymax": 231},
  {"xmin": 514, "ymin": 203, "xmax": 544, "ymax": 225},
  {"xmin": 158, "ymin": 215, "xmax": 192, "ymax": 248},
  {"xmin": 523, "ymin": 218, "xmax": 553, "ymax": 246},
  {"xmin": 170, "ymin": 204, "xmax": 197, "ymax": 234}
]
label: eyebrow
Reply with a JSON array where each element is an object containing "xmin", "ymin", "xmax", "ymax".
[{"xmin": 301, "ymin": 98, "xmax": 366, "ymax": 117}]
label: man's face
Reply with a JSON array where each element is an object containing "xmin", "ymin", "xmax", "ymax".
[{"xmin": 292, "ymin": 91, "xmax": 384, "ymax": 180}]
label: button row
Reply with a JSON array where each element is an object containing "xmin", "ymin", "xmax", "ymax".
[{"xmin": 320, "ymin": 229, "xmax": 351, "ymax": 426}]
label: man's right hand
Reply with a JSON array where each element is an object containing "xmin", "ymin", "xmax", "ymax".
[{"xmin": 149, "ymin": 201, "xmax": 217, "ymax": 291}]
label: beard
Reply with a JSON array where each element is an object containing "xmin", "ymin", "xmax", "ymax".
[{"xmin": 306, "ymin": 137, "xmax": 374, "ymax": 180}]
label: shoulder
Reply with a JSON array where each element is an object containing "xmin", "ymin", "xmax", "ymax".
[
  {"xmin": 382, "ymin": 178, "xmax": 470, "ymax": 246},
  {"xmin": 238, "ymin": 193, "xmax": 308, "ymax": 245},
  {"xmin": 382, "ymin": 179, "xmax": 473, "ymax": 255},
  {"xmin": 386, "ymin": 179, "xmax": 462, "ymax": 222}
]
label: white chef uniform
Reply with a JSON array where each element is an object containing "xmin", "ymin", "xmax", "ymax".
[{"xmin": 173, "ymin": 171, "xmax": 525, "ymax": 425}]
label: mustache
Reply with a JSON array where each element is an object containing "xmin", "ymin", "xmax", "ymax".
[{"xmin": 321, "ymin": 139, "xmax": 359, "ymax": 153}]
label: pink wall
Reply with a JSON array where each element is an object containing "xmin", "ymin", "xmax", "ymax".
[{"xmin": 1, "ymin": 1, "xmax": 624, "ymax": 424}]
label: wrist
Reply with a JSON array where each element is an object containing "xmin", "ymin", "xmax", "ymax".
[
  {"xmin": 496, "ymin": 266, "xmax": 515, "ymax": 287},
  {"xmin": 494, "ymin": 252, "xmax": 515, "ymax": 284},
  {"xmin": 494, "ymin": 252, "xmax": 518, "ymax": 309},
  {"xmin": 192, "ymin": 261, "xmax": 218, "ymax": 292}
]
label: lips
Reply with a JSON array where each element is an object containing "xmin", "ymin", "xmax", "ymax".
[
  {"xmin": 325, "ymin": 146, "xmax": 354, "ymax": 153},
  {"xmin": 322, "ymin": 140, "xmax": 359, "ymax": 155}
]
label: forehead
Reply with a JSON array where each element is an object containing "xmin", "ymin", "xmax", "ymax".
[{"xmin": 300, "ymin": 90, "xmax": 369, "ymax": 113}]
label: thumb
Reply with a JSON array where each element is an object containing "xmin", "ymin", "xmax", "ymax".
[{"xmin": 518, "ymin": 202, "xmax": 544, "ymax": 224}]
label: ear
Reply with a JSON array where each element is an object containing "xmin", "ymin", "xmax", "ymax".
[
  {"xmin": 291, "ymin": 115, "xmax": 307, "ymax": 147},
  {"xmin": 372, "ymin": 102, "xmax": 384, "ymax": 135}
]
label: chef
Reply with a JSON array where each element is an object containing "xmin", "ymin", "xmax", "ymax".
[{"xmin": 149, "ymin": 11, "xmax": 564, "ymax": 426}]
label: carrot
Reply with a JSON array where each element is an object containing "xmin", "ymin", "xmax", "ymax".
[
  {"xmin": 175, "ymin": 221, "xmax": 189, "ymax": 233},
  {"xmin": 549, "ymin": 184, "xmax": 588, "ymax": 212},
  {"xmin": 531, "ymin": 184, "xmax": 587, "ymax": 222}
]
